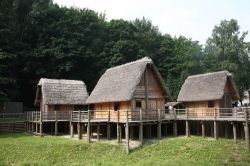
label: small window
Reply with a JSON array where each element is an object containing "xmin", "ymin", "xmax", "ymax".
[
  {"xmin": 114, "ymin": 103, "xmax": 120, "ymax": 112},
  {"xmin": 54, "ymin": 105, "xmax": 60, "ymax": 111},
  {"xmin": 208, "ymin": 101, "xmax": 214, "ymax": 108},
  {"xmin": 136, "ymin": 100, "xmax": 142, "ymax": 108}
]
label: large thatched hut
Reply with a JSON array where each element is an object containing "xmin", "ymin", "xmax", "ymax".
[
  {"xmin": 86, "ymin": 57, "xmax": 172, "ymax": 121},
  {"xmin": 177, "ymin": 71, "xmax": 239, "ymax": 114},
  {"xmin": 34, "ymin": 78, "xmax": 89, "ymax": 112}
]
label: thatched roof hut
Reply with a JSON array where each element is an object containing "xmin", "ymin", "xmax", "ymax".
[
  {"xmin": 35, "ymin": 78, "xmax": 88, "ymax": 106},
  {"xmin": 177, "ymin": 71, "xmax": 239, "ymax": 102},
  {"xmin": 87, "ymin": 57, "xmax": 171, "ymax": 104}
]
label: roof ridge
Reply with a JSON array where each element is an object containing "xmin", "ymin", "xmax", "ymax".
[
  {"xmin": 188, "ymin": 70, "xmax": 230, "ymax": 79},
  {"xmin": 39, "ymin": 78, "xmax": 85, "ymax": 85},
  {"xmin": 106, "ymin": 57, "xmax": 152, "ymax": 71}
]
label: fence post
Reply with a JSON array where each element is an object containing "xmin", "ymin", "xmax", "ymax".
[
  {"xmin": 139, "ymin": 109, "xmax": 143, "ymax": 145},
  {"xmin": 244, "ymin": 108, "xmax": 249, "ymax": 151},
  {"xmin": 173, "ymin": 108, "xmax": 177, "ymax": 137},
  {"xmin": 125, "ymin": 109, "xmax": 129, "ymax": 154}
]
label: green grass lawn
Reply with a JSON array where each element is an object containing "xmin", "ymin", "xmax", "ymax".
[{"xmin": 0, "ymin": 133, "xmax": 250, "ymax": 166}]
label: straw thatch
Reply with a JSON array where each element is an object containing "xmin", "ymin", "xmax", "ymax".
[
  {"xmin": 34, "ymin": 78, "xmax": 88, "ymax": 105},
  {"xmin": 87, "ymin": 57, "xmax": 171, "ymax": 104},
  {"xmin": 177, "ymin": 71, "xmax": 239, "ymax": 102}
]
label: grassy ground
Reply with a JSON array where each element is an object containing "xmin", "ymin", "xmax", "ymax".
[{"xmin": 0, "ymin": 133, "xmax": 250, "ymax": 166}]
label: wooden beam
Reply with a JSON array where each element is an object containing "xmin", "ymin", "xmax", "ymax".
[
  {"xmin": 233, "ymin": 122, "xmax": 237, "ymax": 143},
  {"xmin": 202, "ymin": 121, "xmax": 205, "ymax": 138},
  {"xmin": 117, "ymin": 111, "xmax": 121, "ymax": 143}
]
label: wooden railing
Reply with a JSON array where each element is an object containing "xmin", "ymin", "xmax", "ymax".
[{"xmin": 25, "ymin": 107, "xmax": 250, "ymax": 122}]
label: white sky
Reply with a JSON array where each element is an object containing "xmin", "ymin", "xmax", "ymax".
[{"xmin": 53, "ymin": 0, "xmax": 250, "ymax": 45}]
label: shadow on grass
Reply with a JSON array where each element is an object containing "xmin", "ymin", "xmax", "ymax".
[{"xmin": 0, "ymin": 133, "xmax": 29, "ymax": 139}]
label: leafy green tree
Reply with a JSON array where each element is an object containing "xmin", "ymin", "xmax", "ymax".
[{"xmin": 203, "ymin": 19, "xmax": 250, "ymax": 100}]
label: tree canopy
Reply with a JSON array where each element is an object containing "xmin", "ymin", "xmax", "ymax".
[{"xmin": 0, "ymin": 0, "xmax": 249, "ymax": 107}]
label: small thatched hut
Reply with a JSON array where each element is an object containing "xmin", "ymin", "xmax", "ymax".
[
  {"xmin": 34, "ymin": 78, "xmax": 88, "ymax": 112},
  {"xmin": 86, "ymin": 57, "xmax": 172, "ymax": 120},
  {"xmin": 177, "ymin": 71, "xmax": 239, "ymax": 113}
]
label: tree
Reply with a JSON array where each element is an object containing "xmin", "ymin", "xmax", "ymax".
[{"xmin": 203, "ymin": 19, "xmax": 250, "ymax": 100}]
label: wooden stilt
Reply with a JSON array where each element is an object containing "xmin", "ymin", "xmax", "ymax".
[
  {"xmin": 36, "ymin": 123, "xmax": 38, "ymax": 133},
  {"xmin": 77, "ymin": 123, "xmax": 82, "ymax": 140},
  {"xmin": 173, "ymin": 121, "xmax": 177, "ymax": 137},
  {"xmin": 40, "ymin": 123, "xmax": 43, "ymax": 136},
  {"xmin": 202, "ymin": 121, "xmax": 205, "ymax": 138},
  {"xmin": 214, "ymin": 121, "xmax": 218, "ymax": 139},
  {"xmin": 125, "ymin": 110, "xmax": 129, "ymax": 154},
  {"xmin": 97, "ymin": 124, "xmax": 100, "ymax": 141},
  {"xmin": 70, "ymin": 122, "xmax": 74, "ymax": 138},
  {"xmin": 186, "ymin": 120, "xmax": 190, "ymax": 137},
  {"xmin": 117, "ymin": 111, "xmax": 121, "ymax": 143},
  {"xmin": 139, "ymin": 109, "xmax": 143, "ymax": 145},
  {"xmin": 158, "ymin": 123, "xmax": 162, "ymax": 139},
  {"xmin": 55, "ymin": 122, "xmax": 58, "ymax": 136},
  {"xmin": 87, "ymin": 110, "xmax": 91, "ymax": 143},
  {"xmin": 233, "ymin": 122, "xmax": 237, "ymax": 143},
  {"xmin": 244, "ymin": 108, "xmax": 249, "ymax": 151}
]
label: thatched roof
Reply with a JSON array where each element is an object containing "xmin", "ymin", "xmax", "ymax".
[
  {"xmin": 34, "ymin": 78, "xmax": 88, "ymax": 105},
  {"xmin": 87, "ymin": 57, "xmax": 171, "ymax": 104},
  {"xmin": 177, "ymin": 71, "xmax": 239, "ymax": 102}
]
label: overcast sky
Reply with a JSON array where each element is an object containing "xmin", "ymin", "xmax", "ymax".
[{"xmin": 53, "ymin": 0, "xmax": 250, "ymax": 45}]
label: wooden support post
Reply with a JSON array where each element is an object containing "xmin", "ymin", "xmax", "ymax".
[
  {"xmin": 157, "ymin": 109, "xmax": 162, "ymax": 139},
  {"xmin": 186, "ymin": 121, "xmax": 190, "ymax": 137},
  {"xmin": 31, "ymin": 122, "xmax": 34, "ymax": 133},
  {"xmin": 214, "ymin": 121, "xmax": 218, "ymax": 140},
  {"xmin": 107, "ymin": 124, "xmax": 111, "ymax": 140},
  {"xmin": 233, "ymin": 122, "xmax": 237, "ymax": 143},
  {"xmin": 87, "ymin": 110, "xmax": 91, "ymax": 143},
  {"xmin": 173, "ymin": 121, "xmax": 177, "ymax": 137},
  {"xmin": 139, "ymin": 109, "xmax": 143, "ymax": 145},
  {"xmin": 97, "ymin": 124, "xmax": 100, "ymax": 141},
  {"xmin": 70, "ymin": 123, "xmax": 74, "ymax": 138},
  {"xmin": 36, "ymin": 123, "xmax": 38, "ymax": 133},
  {"xmin": 244, "ymin": 108, "xmax": 249, "ymax": 151},
  {"xmin": 55, "ymin": 111, "xmax": 58, "ymax": 136},
  {"xmin": 77, "ymin": 111, "xmax": 82, "ymax": 140},
  {"xmin": 40, "ymin": 111, "xmax": 43, "ymax": 136},
  {"xmin": 125, "ymin": 110, "xmax": 129, "ymax": 154},
  {"xmin": 117, "ymin": 111, "xmax": 121, "ymax": 143},
  {"xmin": 202, "ymin": 121, "xmax": 205, "ymax": 138},
  {"xmin": 185, "ymin": 108, "xmax": 189, "ymax": 137}
]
